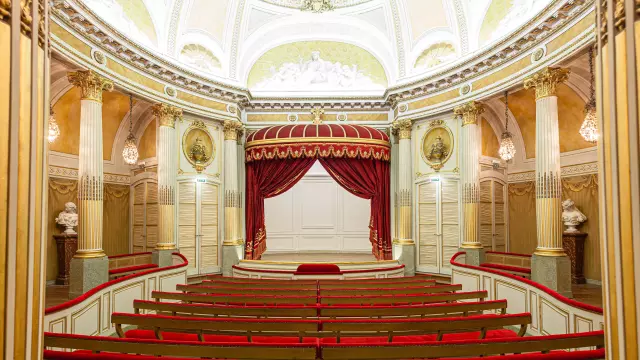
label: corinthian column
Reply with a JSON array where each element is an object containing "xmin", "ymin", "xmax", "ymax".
[
  {"xmin": 391, "ymin": 119, "xmax": 415, "ymax": 275},
  {"xmin": 222, "ymin": 120, "xmax": 245, "ymax": 276},
  {"xmin": 454, "ymin": 101, "xmax": 485, "ymax": 266},
  {"xmin": 67, "ymin": 70, "xmax": 113, "ymax": 298},
  {"xmin": 152, "ymin": 103, "xmax": 182, "ymax": 266},
  {"xmin": 524, "ymin": 67, "xmax": 572, "ymax": 297}
]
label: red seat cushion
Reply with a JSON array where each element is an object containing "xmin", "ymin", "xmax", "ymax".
[{"xmin": 295, "ymin": 263, "xmax": 341, "ymax": 274}]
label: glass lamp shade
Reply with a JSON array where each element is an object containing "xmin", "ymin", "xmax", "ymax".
[
  {"xmin": 579, "ymin": 107, "xmax": 599, "ymax": 143},
  {"xmin": 498, "ymin": 132, "xmax": 516, "ymax": 161},
  {"xmin": 122, "ymin": 133, "xmax": 139, "ymax": 165},
  {"xmin": 48, "ymin": 113, "xmax": 60, "ymax": 143}
]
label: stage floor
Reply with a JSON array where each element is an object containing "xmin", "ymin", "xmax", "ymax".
[{"xmin": 260, "ymin": 252, "xmax": 377, "ymax": 262}]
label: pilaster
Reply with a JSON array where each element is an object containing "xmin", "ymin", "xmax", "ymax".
[{"xmin": 391, "ymin": 119, "xmax": 415, "ymax": 275}]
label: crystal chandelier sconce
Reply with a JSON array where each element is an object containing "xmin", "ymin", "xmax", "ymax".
[
  {"xmin": 498, "ymin": 90, "xmax": 516, "ymax": 161},
  {"xmin": 48, "ymin": 106, "xmax": 60, "ymax": 143},
  {"xmin": 122, "ymin": 94, "xmax": 139, "ymax": 165},
  {"xmin": 579, "ymin": 46, "xmax": 598, "ymax": 143}
]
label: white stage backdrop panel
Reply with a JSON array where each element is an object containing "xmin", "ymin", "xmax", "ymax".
[{"xmin": 264, "ymin": 162, "xmax": 371, "ymax": 252}]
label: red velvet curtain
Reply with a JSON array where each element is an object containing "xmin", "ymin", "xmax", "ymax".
[
  {"xmin": 318, "ymin": 158, "xmax": 392, "ymax": 260},
  {"xmin": 244, "ymin": 158, "xmax": 316, "ymax": 260}
]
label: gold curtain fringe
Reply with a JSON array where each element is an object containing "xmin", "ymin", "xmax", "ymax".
[
  {"xmin": 48, "ymin": 178, "xmax": 78, "ymax": 195},
  {"xmin": 561, "ymin": 174, "xmax": 599, "ymax": 194},
  {"xmin": 104, "ymin": 183, "xmax": 130, "ymax": 198},
  {"xmin": 508, "ymin": 181, "xmax": 535, "ymax": 196}
]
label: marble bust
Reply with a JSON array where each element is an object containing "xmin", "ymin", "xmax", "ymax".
[
  {"xmin": 56, "ymin": 202, "xmax": 78, "ymax": 235},
  {"xmin": 562, "ymin": 199, "xmax": 587, "ymax": 233}
]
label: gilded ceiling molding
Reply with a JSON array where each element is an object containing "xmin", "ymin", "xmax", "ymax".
[
  {"xmin": 389, "ymin": 0, "xmax": 405, "ymax": 78},
  {"xmin": 229, "ymin": 0, "xmax": 246, "ymax": 80},
  {"xmin": 452, "ymin": 0, "xmax": 469, "ymax": 55},
  {"xmin": 166, "ymin": 0, "xmax": 184, "ymax": 56},
  {"xmin": 259, "ymin": 0, "xmax": 372, "ymax": 9}
]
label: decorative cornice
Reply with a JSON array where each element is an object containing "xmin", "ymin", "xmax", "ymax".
[
  {"xmin": 67, "ymin": 70, "xmax": 114, "ymax": 102},
  {"xmin": 152, "ymin": 103, "xmax": 183, "ymax": 128},
  {"xmin": 524, "ymin": 67, "xmax": 570, "ymax": 99},
  {"xmin": 49, "ymin": 165, "xmax": 130, "ymax": 184},
  {"xmin": 260, "ymin": 0, "xmax": 372, "ymax": 9},
  {"xmin": 508, "ymin": 162, "xmax": 599, "ymax": 183},
  {"xmin": 223, "ymin": 120, "xmax": 245, "ymax": 141},
  {"xmin": 392, "ymin": 119, "xmax": 412, "ymax": 140},
  {"xmin": 385, "ymin": 0, "xmax": 592, "ymax": 102},
  {"xmin": 454, "ymin": 101, "xmax": 485, "ymax": 126}
]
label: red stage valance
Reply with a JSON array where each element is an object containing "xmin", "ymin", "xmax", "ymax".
[{"xmin": 245, "ymin": 124, "xmax": 391, "ymax": 162}]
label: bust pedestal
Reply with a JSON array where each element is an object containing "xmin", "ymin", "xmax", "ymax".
[
  {"xmin": 54, "ymin": 233, "xmax": 78, "ymax": 285},
  {"xmin": 562, "ymin": 232, "xmax": 587, "ymax": 284}
]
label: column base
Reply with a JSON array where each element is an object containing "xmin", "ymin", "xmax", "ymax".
[
  {"xmin": 152, "ymin": 249, "xmax": 175, "ymax": 268},
  {"xmin": 531, "ymin": 254, "xmax": 573, "ymax": 298},
  {"xmin": 393, "ymin": 240, "xmax": 415, "ymax": 276},
  {"xmin": 459, "ymin": 247, "xmax": 485, "ymax": 266},
  {"xmin": 222, "ymin": 241, "xmax": 245, "ymax": 277},
  {"xmin": 69, "ymin": 256, "xmax": 108, "ymax": 299}
]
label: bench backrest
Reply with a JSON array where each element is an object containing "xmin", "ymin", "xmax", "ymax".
[
  {"xmin": 177, "ymin": 284, "xmax": 318, "ymax": 296},
  {"xmin": 320, "ymin": 290, "xmax": 488, "ymax": 305},
  {"xmin": 201, "ymin": 279, "xmax": 438, "ymax": 289},
  {"xmin": 133, "ymin": 300, "xmax": 319, "ymax": 318},
  {"xmin": 152, "ymin": 291, "xmax": 318, "ymax": 305},
  {"xmin": 201, "ymin": 280, "xmax": 318, "ymax": 289},
  {"xmin": 111, "ymin": 312, "xmax": 529, "ymax": 341},
  {"xmin": 317, "ymin": 284, "xmax": 461, "ymax": 296},
  {"xmin": 317, "ymin": 280, "xmax": 436, "ymax": 289},
  {"xmin": 134, "ymin": 299, "xmax": 507, "ymax": 319},
  {"xmin": 321, "ymin": 331, "xmax": 605, "ymax": 359},
  {"xmin": 43, "ymin": 333, "xmax": 318, "ymax": 359}
]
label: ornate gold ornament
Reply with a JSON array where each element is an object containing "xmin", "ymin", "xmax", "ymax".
[
  {"xmin": 67, "ymin": 70, "xmax": 114, "ymax": 102},
  {"xmin": 391, "ymin": 119, "xmax": 412, "ymax": 140},
  {"xmin": 421, "ymin": 122, "xmax": 454, "ymax": 172},
  {"xmin": 523, "ymin": 67, "xmax": 570, "ymax": 100},
  {"xmin": 164, "ymin": 86, "xmax": 177, "ymax": 97},
  {"xmin": 311, "ymin": 107, "xmax": 325, "ymax": 124},
  {"xmin": 91, "ymin": 49, "xmax": 106, "ymax": 65},
  {"xmin": 182, "ymin": 120, "xmax": 215, "ymax": 173},
  {"xmin": 223, "ymin": 120, "xmax": 245, "ymax": 141},
  {"xmin": 453, "ymin": 101, "xmax": 484, "ymax": 126},
  {"xmin": 302, "ymin": 0, "xmax": 334, "ymax": 13},
  {"xmin": 152, "ymin": 103, "xmax": 183, "ymax": 128}
]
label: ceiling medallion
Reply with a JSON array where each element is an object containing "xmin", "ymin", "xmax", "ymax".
[{"xmin": 302, "ymin": 0, "xmax": 334, "ymax": 13}]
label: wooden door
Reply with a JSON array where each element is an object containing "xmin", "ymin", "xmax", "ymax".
[
  {"xmin": 418, "ymin": 181, "xmax": 438, "ymax": 273},
  {"xmin": 440, "ymin": 179, "xmax": 460, "ymax": 273},
  {"xmin": 479, "ymin": 179, "xmax": 507, "ymax": 251},
  {"xmin": 199, "ymin": 182, "xmax": 219, "ymax": 273},
  {"xmin": 178, "ymin": 181, "xmax": 197, "ymax": 274},
  {"xmin": 130, "ymin": 180, "xmax": 158, "ymax": 253}
]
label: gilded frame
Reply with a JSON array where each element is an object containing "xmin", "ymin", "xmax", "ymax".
[
  {"xmin": 182, "ymin": 120, "xmax": 216, "ymax": 173},
  {"xmin": 420, "ymin": 120, "xmax": 454, "ymax": 172}
]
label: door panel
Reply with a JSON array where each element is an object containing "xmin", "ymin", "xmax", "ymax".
[
  {"xmin": 418, "ymin": 182, "xmax": 438, "ymax": 271},
  {"xmin": 200, "ymin": 183, "xmax": 219, "ymax": 271},
  {"xmin": 440, "ymin": 179, "xmax": 459, "ymax": 272},
  {"xmin": 178, "ymin": 181, "xmax": 197, "ymax": 272}
]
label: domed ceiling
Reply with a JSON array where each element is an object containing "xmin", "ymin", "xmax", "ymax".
[{"xmin": 82, "ymin": 0, "xmax": 554, "ymax": 96}]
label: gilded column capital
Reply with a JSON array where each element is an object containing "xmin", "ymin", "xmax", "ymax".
[
  {"xmin": 454, "ymin": 101, "xmax": 485, "ymax": 126},
  {"xmin": 392, "ymin": 119, "xmax": 412, "ymax": 140},
  {"xmin": 67, "ymin": 70, "xmax": 114, "ymax": 102},
  {"xmin": 152, "ymin": 103, "xmax": 183, "ymax": 128},
  {"xmin": 223, "ymin": 120, "xmax": 245, "ymax": 141},
  {"xmin": 524, "ymin": 67, "xmax": 570, "ymax": 100}
]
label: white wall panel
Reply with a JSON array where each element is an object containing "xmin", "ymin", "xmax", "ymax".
[{"xmin": 264, "ymin": 163, "xmax": 370, "ymax": 253}]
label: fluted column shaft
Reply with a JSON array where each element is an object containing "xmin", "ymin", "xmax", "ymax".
[
  {"xmin": 153, "ymin": 104, "xmax": 182, "ymax": 251},
  {"xmin": 68, "ymin": 70, "xmax": 113, "ymax": 258},
  {"xmin": 223, "ymin": 120, "xmax": 245, "ymax": 245},
  {"xmin": 524, "ymin": 67, "xmax": 569, "ymax": 256},
  {"xmin": 455, "ymin": 102, "xmax": 484, "ymax": 249},
  {"xmin": 392, "ymin": 119, "xmax": 413, "ymax": 243}
]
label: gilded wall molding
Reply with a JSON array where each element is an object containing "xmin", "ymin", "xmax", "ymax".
[
  {"xmin": 49, "ymin": 165, "xmax": 130, "ymax": 184},
  {"xmin": 507, "ymin": 162, "xmax": 599, "ymax": 183}
]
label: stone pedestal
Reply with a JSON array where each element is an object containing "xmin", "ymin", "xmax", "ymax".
[
  {"xmin": 54, "ymin": 233, "xmax": 78, "ymax": 285},
  {"xmin": 531, "ymin": 254, "xmax": 573, "ymax": 298},
  {"xmin": 393, "ymin": 241, "xmax": 416, "ymax": 276},
  {"xmin": 562, "ymin": 232, "xmax": 587, "ymax": 284},
  {"xmin": 222, "ymin": 243, "xmax": 244, "ymax": 276},
  {"xmin": 461, "ymin": 247, "xmax": 485, "ymax": 266},
  {"xmin": 152, "ymin": 249, "xmax": 174, "ymax": 268},
  {"xmin": 69, "ymin": 256, "xmax": 109, "ymax": 299}
]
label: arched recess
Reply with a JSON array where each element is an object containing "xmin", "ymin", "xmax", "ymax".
[
  {"xmin": 237, "ymin": 15, "xmax": 396, "ymax": 86},
  {"xmin": 175, "ymin": 33, "xmax": 227, "ymax": 75},
  {"xmin": 482, "ymin": 98, "xmax": 527, "ymax": 164},
  {"xmin": 410, "ymin": 30, "xmax": 460, "ymax": 74},
  {"xmin": 112, "ymin": 102, "xmax": 155, "ymax": 169}
]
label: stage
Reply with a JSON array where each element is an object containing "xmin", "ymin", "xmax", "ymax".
[{"xmin": 231, "ymin": 252, "xmax": 405, "ymax": 279}]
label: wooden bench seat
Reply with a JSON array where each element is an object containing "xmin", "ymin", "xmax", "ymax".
[
  {"xmin": 201, "ymin": 278, "xmax": 438, "ymax": 289},
  {"xmin": 176, "ymin": 283, "xmax": 461, "ymax": 296},
  {"xmin": 113, "ymin": 312, "xmax": 529, "ymax": 343},
  {"xmin": 132, "ymin": 299, "xmax": 507, "ymax": 319},
  {"xmin": 177, "ymin": 284, "xmax": 318, "ymax": 296}
]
